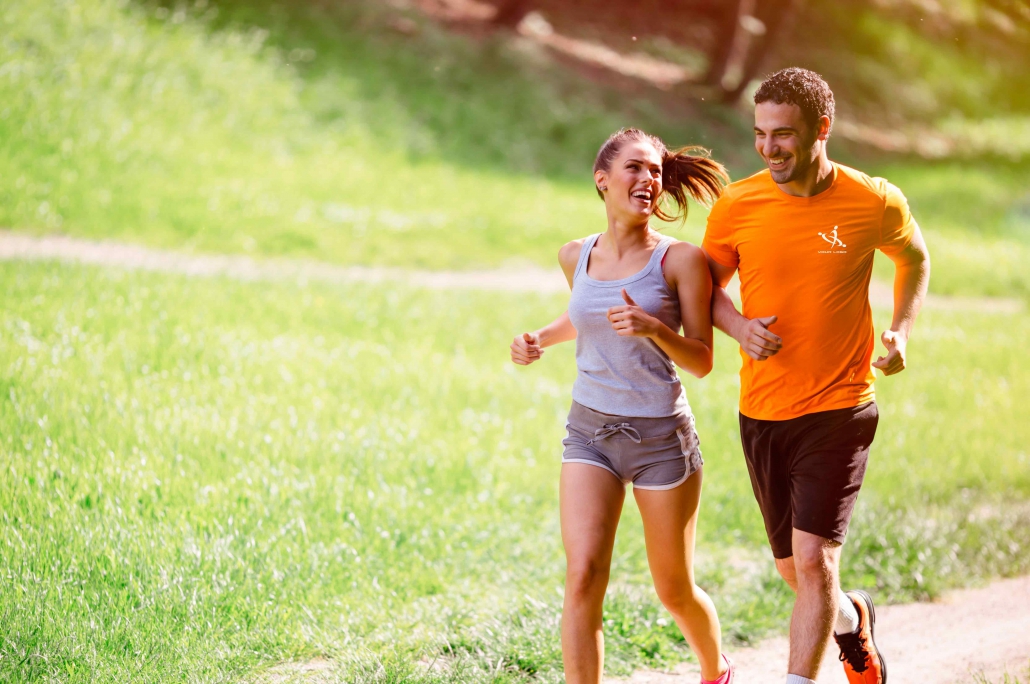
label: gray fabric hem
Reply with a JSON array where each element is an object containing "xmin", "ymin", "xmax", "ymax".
[
  {"xmin": 560, "ymin": 458, "xmax": 624, "ymax": 482},
  {"xmin": 632, "ymin": 449, "xmax": 703, "ymax": 491}
]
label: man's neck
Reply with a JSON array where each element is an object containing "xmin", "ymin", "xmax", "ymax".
[{"xmin": 777, "ymin": 154, "xmax": 834, "ymax": 198}]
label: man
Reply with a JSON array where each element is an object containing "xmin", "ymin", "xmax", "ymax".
[{"xmin": 702, "ymin": 68, "xmax": 930, "ymax": 684}]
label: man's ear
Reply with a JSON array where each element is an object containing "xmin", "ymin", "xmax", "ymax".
[{"xmin": 816, "ymin": 115, "xmax": 832, "ymax": 141}]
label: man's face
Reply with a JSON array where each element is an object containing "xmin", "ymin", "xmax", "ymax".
[{"xmin": 754, "ymin": 101, "xmax": 823, "ymax": 184}]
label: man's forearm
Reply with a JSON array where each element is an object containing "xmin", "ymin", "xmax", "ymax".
[
  {"xmin": 891, "ymin": 256, "xmax": 930, "ymax": 338},
  {"xmin": 712, "ymin": 286, "xmax": 747, "ymax": 343}
]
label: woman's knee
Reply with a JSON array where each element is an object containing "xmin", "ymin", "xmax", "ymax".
[
  {"xmin": 652, "ymin": 575, "xmax": 699, "ymax": 611},
  {"xmin": 565, "ymin": 559, "xmax": 611, "ymax": 600}
]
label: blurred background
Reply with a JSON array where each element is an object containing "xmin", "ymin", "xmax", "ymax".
[
  {"xmin": 2, "ymin": 0, "xmax": 1028, "ymax": 293},
  {"xmin": 1, "ymin": 1, "xmax": 1028, "ymax": 682}
]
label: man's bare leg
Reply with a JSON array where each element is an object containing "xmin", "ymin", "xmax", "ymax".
[{"xmin": 776, "ymin": 528, "xmax": 842, "ymax": 680}]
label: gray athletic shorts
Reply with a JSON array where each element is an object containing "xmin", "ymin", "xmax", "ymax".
[{"xmin": 562, "ymin": 401, "xmax": 703, "ymax": 490}]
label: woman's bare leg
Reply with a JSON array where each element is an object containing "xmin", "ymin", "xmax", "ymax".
[
  {"xmin": 560, "ymin": 463, "xmax": 626, "ymax": 684},
  {"xmin": 633, "ymin": 469, "xmax": 726, "ymax": 681}
]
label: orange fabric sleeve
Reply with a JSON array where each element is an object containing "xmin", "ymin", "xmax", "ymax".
[
  {"xmin": 879, "ymin": 182, "xmax": 917, "ymax": 256},
  {"xmin": 701, "ymin": 194, "xmax": 739, "ymax": 269}
]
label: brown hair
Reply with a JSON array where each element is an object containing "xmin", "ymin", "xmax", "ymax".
[
  {"xmin": 754, "ymin": 68, "xmax": 835, "ymax": 135},
  {"xmin": 592, "ymin": 128, "xmax": 729, "ymax": 222}
]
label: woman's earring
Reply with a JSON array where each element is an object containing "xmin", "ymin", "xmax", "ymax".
[{"xmin": 599, "ymin": 186, "xmax": 607, "ymax": 192}]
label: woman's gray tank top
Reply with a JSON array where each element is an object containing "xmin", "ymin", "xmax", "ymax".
[{"xmin": 568, "ymin": 233, "xmax": 690, "ymax": 418}]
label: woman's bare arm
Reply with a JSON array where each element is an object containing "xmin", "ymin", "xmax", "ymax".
[{"xmin": 510, "ymin": 239, "xmax": 583, "ymax": 366}]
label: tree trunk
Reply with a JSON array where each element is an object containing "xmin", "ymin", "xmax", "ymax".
[
  {"xmin": 722, "ymin": 0, "xmax": 797, "ymax": 103},
  {"xmin": 702, "ymin": 0, "xmax": 745, "ymax": 86},
  {"xmin": 493, "ymin": 0, "xmax": 533, "ymax": 28}
]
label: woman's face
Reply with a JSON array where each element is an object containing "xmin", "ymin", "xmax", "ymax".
[{"xmin": 596, "ymin": 141, "xmax": 663, "ymax": 223}]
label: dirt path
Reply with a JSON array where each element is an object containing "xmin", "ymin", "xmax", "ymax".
[
  {"xmin": 0, "ymin": 231, "xmax": 1023, "ymax": 314},
  {"xmin": 609, "ymin": 575, "xmax": 1030, "ymax": 684}
]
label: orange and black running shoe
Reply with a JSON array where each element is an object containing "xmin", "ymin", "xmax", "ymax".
[{"xmin": 833, "ymin": 590, "xmax": 887, "ymax": 684}]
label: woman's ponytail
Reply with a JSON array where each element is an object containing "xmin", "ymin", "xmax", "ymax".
[{"xmin": 656, "ymin": 146, "xmax": 729, "ymax": 222}]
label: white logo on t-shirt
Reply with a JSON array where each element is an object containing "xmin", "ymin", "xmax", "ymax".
[{"xmin": 819, "ymin": 226, "xmax": 846, "ymax": 249}]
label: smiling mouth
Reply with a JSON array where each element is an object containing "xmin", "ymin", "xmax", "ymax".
[
  {"xmin": 768, "ymin": 157, "xmax": 789, "ymax": 169},
  {"xmin": 631, "ymin": 189, "xmax": 653, "ymax": 204}
]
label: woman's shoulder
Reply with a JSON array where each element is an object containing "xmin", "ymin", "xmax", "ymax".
[
  {"xmin": 661, "ymin": 239, "xmax": 710, "ymax": 291},
  {"xmin": 662, "ymin": 239, "xmax": 706, "ymax": 269},
  {"xmin": 558, "ymin": 235, "xmax": 595, "ymax": 272}
]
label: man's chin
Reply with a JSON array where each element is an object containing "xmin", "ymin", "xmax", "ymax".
[{"xmin": 769, "ymin": 166, "xmax": 796, "ymax": 184}]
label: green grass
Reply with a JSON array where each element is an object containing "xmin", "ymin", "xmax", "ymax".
[
  {"xmin": 2, "ymin": 260, "xmax": 1029, "ymax": 681},
  {"xmin": 0, "ymin": 0, "xmax": 726, "ymax": 272},
  {"xmin": 869, "ymin": 161, "xmax": 1030, "ymax": 300},
  {"xmin": 3, "ymin": 1, "xmax": 1030, "ymax": 681},
  {"xmin": 2, "ymin": 0, "xmax": 1029, "ymax": 299},
  {"xmin": 973, "ymin": 666, "xmax": 1030, "ymax": 684}
]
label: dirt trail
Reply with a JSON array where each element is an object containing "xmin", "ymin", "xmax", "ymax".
[
  {"xmin": 0, "ymin": 231, "xmax": 1023, "ymax": 314},
  {"xmin": 610, "ymin": 575, "xmax": 1030, "ymax": 684}
]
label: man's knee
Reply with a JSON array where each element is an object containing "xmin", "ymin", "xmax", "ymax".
[
  {"xmin": 775, "ymin": 556, "xmax": 799, "ymax": 590},
  {"xmin": 792, "ymin": 533, "xmax": 840, "ymax": 583}
]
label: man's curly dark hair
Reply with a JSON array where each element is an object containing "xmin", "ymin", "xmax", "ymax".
[{"xmin": 754, "ymin": 68, "xmax": 835, "ymax": 135}]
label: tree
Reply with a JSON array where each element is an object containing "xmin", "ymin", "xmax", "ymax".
[
  {"xmin": 492, "ymin": 0, "xmax": 533, "ymax": 28},
  {"xmin": 722, "ymin": 0, "xmax": 797, "ymax": 103},
  {"xmin": 700, "ymin": 0, "xmax": 797, "ymax": 103}
]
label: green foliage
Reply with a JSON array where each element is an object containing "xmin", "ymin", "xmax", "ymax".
[
  {"xmin": 0, "ymin": 0, "xmax": 744, "ymax": 271},
  {"xmin": 2, "ymin": 0, "xmax": 1029, "ymax": 298},
  {"xmin": 1, "ymin": 262, "xmax": 1029, "ymax": 681},
  {"xmin": 202, "ymin": 0, "xmax": 728, "ymax": 178},
  {"xmin": 973, "ymin": 665, "xmax": 1030, "ymax": 684},
  {"xmin": 781, "ymin": 1, "xmax": 1030, "ymax": 123}
]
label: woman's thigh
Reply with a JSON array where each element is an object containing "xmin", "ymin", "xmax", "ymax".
[
  {"xmin": 633, "ymin": 468, "xmax": 703, "ymax": 586},
  {"xmin": 560, "ymin": 463, "xmax": 626, "ymax": 576}
]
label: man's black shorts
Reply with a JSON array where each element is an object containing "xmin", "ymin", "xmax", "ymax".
[{"xmin": 739, "ymin": 402, "xmax": 879, "ymax": 559}]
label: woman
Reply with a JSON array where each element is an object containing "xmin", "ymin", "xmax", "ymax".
[{"xmin": 510, "ymin": 128, "xmax": 732, "ymax": 684}]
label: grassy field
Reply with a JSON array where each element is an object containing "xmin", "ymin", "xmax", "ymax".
[
  {"xmin": 1, "ymin": 0, "xmax": 1029, "ymax": 299},
  {"xmin": 2, "ymin": 0, "xmax": 1030, "ymax": 681},
  {"xmin": 1, "ymin": 261, "xmax": 1028, "ymax": 682}
]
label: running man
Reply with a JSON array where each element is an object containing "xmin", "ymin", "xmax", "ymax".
[{"xmin": 702, "ymin": 68, "xmax": 930, "ymax": 684}]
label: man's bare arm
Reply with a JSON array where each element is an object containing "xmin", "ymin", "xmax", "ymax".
[
  {"xmin": 705, "ymin": 254, "xmax": 782, "ymax": 361},
  {"xmin": 872, "ymin": 225, "xmax": 930, "ymax": 376}
]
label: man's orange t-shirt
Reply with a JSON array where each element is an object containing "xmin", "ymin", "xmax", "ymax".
[{"xmin": 702, "ymin": 163, "xmax": 917, "ymax": 421}]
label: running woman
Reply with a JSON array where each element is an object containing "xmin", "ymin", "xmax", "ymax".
[
  {"xmin": 510, "ymin": 128, "xmax": 733, "ymax": 684},
  {"xmin": 702, "ymin": 68, "xmax": 931, "ymax": 684}
]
